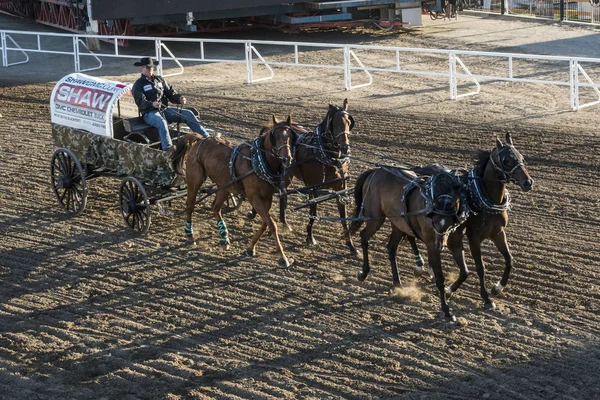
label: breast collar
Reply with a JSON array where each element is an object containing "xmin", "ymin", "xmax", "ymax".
[{"xmin": 467, "ymin": 168, "xmax": 511, "ymax": 214}]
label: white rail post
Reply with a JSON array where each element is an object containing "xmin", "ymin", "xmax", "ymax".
[
  {"xmin": 155, "ymin": 39, "xmax": 162, "ymax": 75},
  {"xmin": 73, "ymin": 35, "xmax": 80, "ymax": 72},
  {"xmin": 344, "ymin": 46, "xmax": 351, "ymax": 90},
  {"xmin": 449, "ymin": 52, "xmax": 457, "ymax": 100},
  {"xmin": 569, "ymin": 59, "xmax": 578, "ymax": 111},
  {"xmin": 245, "ymin": 42, "xmax": 253, "ymax": 83},
  {"xmin": 1, "ymin": 31, "xmax": 6, "ymax": 67}
]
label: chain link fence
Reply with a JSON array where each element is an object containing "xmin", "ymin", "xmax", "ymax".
[{"xmin": 458, "ymin": 0, "xmax": 600, "ymax": 24}]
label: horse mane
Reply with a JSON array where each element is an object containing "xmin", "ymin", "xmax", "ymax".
[
  {"xmin": 475, "ymin": 150, "xmax": 491, "ymax": 173},
  {"xmin": 259, "ymin": 119, "xmax": 276, "ymax": 136},
  {"xmin": 170, "ymin": 134, "xmax": 202, "ymax": 175}
]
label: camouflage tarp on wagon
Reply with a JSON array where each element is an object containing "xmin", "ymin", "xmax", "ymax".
[{"xmin": 51, "ymin": 123, "xmax": 183, "ymax": 187}]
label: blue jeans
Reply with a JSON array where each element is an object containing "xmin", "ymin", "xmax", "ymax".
[{"xmin": 143, "ymin": 107, "xmax": 209, "ymax": 150}]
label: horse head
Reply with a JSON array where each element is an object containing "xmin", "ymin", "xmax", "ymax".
[
  {"xmin": 268, "ymin": 114, "xmax": 295, "ymax": 168},
  {"xmin": 491, "ymin": 132, "xmax": 534, "ymax": 192},
  {"xmin": 325, "ymin": 98, "xmax": 354, "ymax": 159},
  {"xmin": 426, "ymin": 171, "xmax": 467, "ymax": 250}
]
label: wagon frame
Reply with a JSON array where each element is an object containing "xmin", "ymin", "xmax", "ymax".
[{"xmin": 49, "ymin": 73, "xmax": 224, "ymax": 233}]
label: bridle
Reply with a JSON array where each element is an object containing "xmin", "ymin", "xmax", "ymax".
[
  {"xmin": 269, "ymin": 124, "xmax": 294, "ymax": 161},
  {"xmin": 489, "ymin": 145, "xmax": 526, "ymax": 184},
  {"xmin": 426, "ymin": 172, "xmax": 469, "ymax": 235},
  {"xmin": 324, "ymin": 107, "xmax": 354, "ymax": 156}
]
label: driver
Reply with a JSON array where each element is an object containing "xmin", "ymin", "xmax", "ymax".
[{"xmin": 131, "ymin": 56, "xmax": 210, "ymax": 151}]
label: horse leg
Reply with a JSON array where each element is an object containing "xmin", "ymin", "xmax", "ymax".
[
  {"xmin": 446, "ymin": 230, "xmax": 470, "ymax": 300},
  {"xmin": 408, "ymin": 237, "xmax": 428, "ymax": 277},
  {"xmin": 357, "ymin": 218, "xmax": 384, "ymax": 282},
  {"xmin": 279, "ymin": 196, "xmax": 292, "ymax": 233},
  {"xmin": 211, "ymin": 190, "xmax": 231, "ymax": 248},
  {"xmin": 306, "ymin": 199, "xmax": 318, "ymax": 247},
  {"xmin": 427, "ymin": 244, "xmax": 454, "ymax": 321},
  {"xmin": 184, "ymin": 168, "xmax": 205, "ymax": 239},
  {"xmin": 387, "ymin": 226, "xmax": 406, "ymax": 288},
  {"xmin": 490, "ymin": 229, "xmax": 512, "ymax": 296},
  {"xmin": 469, "ymin": 235, "xmax": 495, "ymax": 310},
  {"xmin": 250, "ymin": 198, "xmax": 293, "ymax": 268},
  {"xmin": 337, "ymin": 196, "xmax": 358, "ymax": 257}
]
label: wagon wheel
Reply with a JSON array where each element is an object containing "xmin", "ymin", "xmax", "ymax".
[
  {"xmin": 119, "ymin": 177, "xmax": 151, "ymax": 234},
  {"xmin": 50, "ymin": 148, "xmax": 87, "ymax": 215}
]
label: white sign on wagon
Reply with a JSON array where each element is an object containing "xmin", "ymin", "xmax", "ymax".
[{"xmin": 51, "ymin": 73, "xmax": 132, "ymax": 137}]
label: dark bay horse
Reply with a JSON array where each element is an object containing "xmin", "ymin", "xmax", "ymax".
[
  {"xmin": 410, "ymin": 132, "xmax": 534, "ymax": 310},
  {"xmin": 288, "ymin": 99, "xmax": 357, "ymax": 254},
  {"xmin": 171, "ymin": 116, "xmax": 296, "ymax": 268},
  {"xmin": 349, "ymin": 166, "xmax": 467, "ymax": 320}
]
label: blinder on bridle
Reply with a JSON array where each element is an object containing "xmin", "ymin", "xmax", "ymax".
[
  {"xmin": 490, "ymin": 144, "xmax": 525, "ymax": 184},
  {"xmin": 268, "ymin": 122, "xmax": 295, "ymax": 160},
  {"xmin": 425, "ymin": 171, "xmax": 469, "ymax": 228},
  {"xmin": 325, "ymin": 107, "xmax": 354, "ymax": 158}
]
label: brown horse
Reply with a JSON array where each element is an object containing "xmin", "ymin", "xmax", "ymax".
[
  {"xmin": 288, "ymin": 99, "xmax": 357, "ymax": 254},
  {"xmin": 349, "ymin": 166, "xmax": 467, "ymax": 320},
  {"xmin": 171, "ymin": 116, "xmax": 296, "ymax": 268},
  {"xmin": 409, "ymin": 132, "xmax": 534, "ymax": 310}
]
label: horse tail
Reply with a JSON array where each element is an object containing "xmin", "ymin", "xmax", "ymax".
[
  {"xmin": 349, "ymin": 168, "xmax": 376, "ymax": 235},
  {"xmin": 171, "ymin": 134, "xmax": 199, "ymax": 175}
]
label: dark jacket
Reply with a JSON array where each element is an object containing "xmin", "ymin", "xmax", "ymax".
[{"xmin": 132, "ymin": 74, "xmax": 182, "ymax": 115}]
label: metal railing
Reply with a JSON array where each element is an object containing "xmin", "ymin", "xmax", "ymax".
[
  {"xmin": 464, "ymin": 0, "xmax": 600, "ymax": 23},
  {"xmin": 2, "ymin": 29, "xmax": 600, "ymax": 110}
]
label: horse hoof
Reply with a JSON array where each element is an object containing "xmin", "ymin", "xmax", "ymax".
[
  {"xmin": 246, "ymin": 212, "xmax": 256, "ymax": 220},
  {"xmin": 491, "ymin": 284, "xmax": 504, "ymax": 296},
  {"xmin": 278, "ymin": 258, "xmax": 294, "ymax": 268},
  {"xmin": 484, "ymin": 301, "xmax": 497, "ymax": 310},
  {"xmin": 306, "ymin": 238, "xmax": 318, "ymax": 247},
  {"xmin": 414, "ymin": 267, "xmax": 428, "ymax": 278},
  {"xmin": 357, "ymin": 271, "xmax": 367, "ymax": 282},
  {"xmin": 347, "ymin": 244, "xmax": 358, "ymax": 257},
  {"xmin": 439, "ymin": 311, "xmax": 456, "ymax": 322},
  {"xmin": 246, "ymin": 248, "xmax": 256, "ymax": 257},
  {"xmin": 444, "ymin": 287, "xmax": 454, "ymax": 300}
]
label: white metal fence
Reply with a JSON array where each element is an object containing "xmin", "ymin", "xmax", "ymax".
[{"xmin": 2, "ymin": 29, "xmax": 600, "ymax": 110}]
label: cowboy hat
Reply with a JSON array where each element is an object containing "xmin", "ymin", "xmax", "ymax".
[{"xmin": 134, "ymin": 57, "xmax": 159, "ymax": 67}]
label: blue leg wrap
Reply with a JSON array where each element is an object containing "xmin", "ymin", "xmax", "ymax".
[
  {"xmin": 185, "ymin": 220, "xmax": 193, "ymax": 237},
  {"xmin": 415, "ymin": 255, "xmax": 424, "ymax": 267},
  {"xmin": 218, "ymin": 219, "xmax": 229, "ymax": 244}
]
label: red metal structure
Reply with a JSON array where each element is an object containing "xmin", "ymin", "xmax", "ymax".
[{"xmin": 0, "ymin": 0, "xmax": 415, "ymax": 42}]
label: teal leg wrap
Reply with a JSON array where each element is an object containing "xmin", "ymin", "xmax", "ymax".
[
  {"xmin": 415, "ymin": 255, "xmax": 424, "ymax": 267},
  {"xmin": 185, "ymin": 220, "xmax": 193, "ymax": 237},
  {"xmin": 218, "ymin": 219, "xmax": 229, "ymax": 245}
]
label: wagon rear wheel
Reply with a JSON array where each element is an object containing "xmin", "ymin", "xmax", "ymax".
[
  {"xmin": 50, "ymin": 148, "xmax": 87, "ymax": 215},
  {"xmin": 119, "ymin": 177, "xmax": 151, "ymax": 234}
]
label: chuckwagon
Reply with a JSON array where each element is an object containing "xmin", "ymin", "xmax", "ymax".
[{"xmin": 49, "ymin": 73, "xmax": 203, "ymax": 233}]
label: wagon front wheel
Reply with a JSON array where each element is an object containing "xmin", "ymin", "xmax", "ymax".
[
  {"xmin": 119, "ymin": 177, "xmax": 151, "ymax": 234},
  {"xmin": 50, "ymin": 148, "xmax": 87, "ymax": 215}
]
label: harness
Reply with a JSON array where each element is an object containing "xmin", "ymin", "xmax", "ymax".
[
  {"xmin": 229, "ymin": 128, "xmax": 288, "ymax": 190},
  {"xmin": 466, "ymin": 166, "xmax": 511, "ymax": 214},
  {"xmin": 379, "ymin": 166, "xmax": 467, "ymax": 240},
  {"xmin": 292, "ymin": 109, "xmax": 353, "ymax": 188},
  {"xmin": 313, "ymin": 124, "xmax": 350, "ymax": 168}
]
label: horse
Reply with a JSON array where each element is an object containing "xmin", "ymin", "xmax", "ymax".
[
  {"xmin": 170, "ymin": 116, "xmax": 297, "ymax": 268},
  {"xmin": 287, "ymin": 99, "xmax": 357, "ymax": 255},
  {"xmin": 349, "ymin": 166, "xmax": 468, "ymax": 320},
  {"xmin": 409, "ymin": 132, "xmax": 534, "ymax": 310}
]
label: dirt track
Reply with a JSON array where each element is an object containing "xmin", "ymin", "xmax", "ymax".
[{"xmin": 1, "ymin": 12, "xmax": 600, "ymax": 400}]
